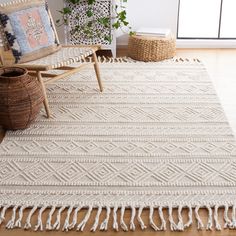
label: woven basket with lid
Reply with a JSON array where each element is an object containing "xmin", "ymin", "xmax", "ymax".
[
  {"xmin": 128, "ymin": 34, "xmax": 176, "ymax": 62},
  {"xmin": 0, "ymin": 67, "xmax": 44, "ymax": 130}
]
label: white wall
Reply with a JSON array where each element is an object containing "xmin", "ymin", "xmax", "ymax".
[
  {"xmin": 117, "ymin": 0, "xmax": 179, "ymax": 45},
  {"xmin": 2, "ymin": 0, "xmax": 235, "ymax": 47},
  {"xmin": 47, "ymin": 0, "xmax": 65, "ymax": 43},
  {"xmin": 0, "ymin": 0, "xmax": 179, "ymax": 45},
  {"xmin": 47, "ymin": 0, "xmax": 179, "ymax": 46}
]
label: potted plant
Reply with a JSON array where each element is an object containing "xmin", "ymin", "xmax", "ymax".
[{"xmin": 57, "ymin": 0, "xmax": 133, "ymax": 45}]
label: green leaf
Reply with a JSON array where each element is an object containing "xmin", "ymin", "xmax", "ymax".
[
  {"xmin": 86, "ymin": 9, "xmax": 93, "ymax": 17},
  {"xmin": 67, "ymin": 0, "xmax": 80, "ymax": 4},
  {"xmin": 98, "ymin": 17, "xmax": 110, "ymax": 27},
  {"xmin": 62, "ymin": 7, "xmax": 72, "ymax": 14},
  {"xmin": 129, "ymin": 31, "xmax": 136, "ymax": 36},
  {"xmin": 58, "ymin": 0, "xmax": 132, "ymax": 40},
  {"xmin": 112, "ymin": 21, "xmax": 121, "ymax": 29},
  {"xmin": 104, "ymin": 35, "xmax": 112, "ymax": 43},
  {"xmin": 87, "ymin": 21, "xmax": 93, "ymax": 27},
  {"xmin": 87, "ymin": 0, "xmax": 96, "ymax": 4},
  {"xmin": 123, "ymin": 20, "xmax": 129, "ymax": 26},
  {"xmin": 118, "ymin": 10, "xmax": 126, "ymax": 21}
]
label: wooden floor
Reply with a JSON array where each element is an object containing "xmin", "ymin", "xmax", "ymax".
[{"xmin": 1, "ymin": 48, "xmax": 236, "ymax": 236}]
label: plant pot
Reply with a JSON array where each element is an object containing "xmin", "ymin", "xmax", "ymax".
[{"xmin": 0, "ymin": 67, "xmax": 44, "ymax": 130}]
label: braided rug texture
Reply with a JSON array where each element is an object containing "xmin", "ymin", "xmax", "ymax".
[{"xmin": 0, "ymin": 59, "xmax": 236, "ymax": 232}]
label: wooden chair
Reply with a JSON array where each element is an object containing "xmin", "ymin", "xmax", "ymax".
[{"xmin": 0, "ymin": 1, "xmax": 103, "ymax": 118}]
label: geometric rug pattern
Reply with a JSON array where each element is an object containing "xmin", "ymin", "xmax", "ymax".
[{"xmin": 0, "ymin": 60, "xmax": 236, "ymax": 231}]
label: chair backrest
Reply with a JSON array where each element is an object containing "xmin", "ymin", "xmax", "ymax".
[
  {"xmin": 0, "ymin": 22, "xmax": 8, "ymax": 49},
  {"xmin": 0, "ymin": 0, "xmax": 60, "ymax": 66},
  {"xmin": 0, "ymin": 20, "xmax": 12, "ymax": 65}
]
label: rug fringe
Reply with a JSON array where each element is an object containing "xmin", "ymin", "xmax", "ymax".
[
  {"xmin": 231, "ymin": 205, "xmax": 236, "ymax": 229},
  {"xmin": 97, "ymin": 56, "xmax": 202, "ymax": 63},
  {"xmin": 137, "ymin": 206, "xmax": 146, "ymax": 230},
  {"xmin": 62, "ymin": 206, "xmax": 73, "ymax": 231},
  {"xmin": 78, "ymin": 56, "xmax": 202, "ymax": 64},
  {"xmin": 0, "ymin": 205, "xmax": 8, "ymax": 225},
  {"xmin": 99, "ymin": 206, "xmax": 110, "ymax": 231},
  {"xmin": 1, "ymin": 204, "xmax": 236, "ymax": 231},
  {"xmin": 90, "ymin": 206, "xmax": 102, "ymax": 232},
  {"xmin": 120, "ymin": 206, "xmax": 128, "ymax": 231},
  {"xmin": 76, "ymin": 206, "xmax": 92, "ymax": 231},
  {"xmin": 184, "ymin": 205, "xmax": 193, "ymax": 228},
  {"xmin": 214, "ymin": 205, "xmax": 222, "ymax": 231},
  {"xmin": 112, "ymin": 206, "xmax": 119, "ymax": 231},
  {"xmin": 24, "ymin": 205, "xmax": 37, "ymax": 229}
]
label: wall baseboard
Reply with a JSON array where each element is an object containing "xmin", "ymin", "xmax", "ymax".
[
  {"xmin": 117, "ymin": 40, "xmax": 236, "ymax": 49},
  {"xmin": 176, "ymin": 39, "xmax": 236, "ymax": 48}
]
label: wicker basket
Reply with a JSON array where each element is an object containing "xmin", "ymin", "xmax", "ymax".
[
  {"xmin": 128, "ymin": 35, "xmax": 176, "ymax": 62},
  {"xmin": 0, "ymin": 67, "xmax": 44, "ymax": 130}
]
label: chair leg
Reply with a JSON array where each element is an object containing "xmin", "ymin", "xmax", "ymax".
[
  {"xmin": 37, "ymin": 71, "xmax": 51, "ymax": 118},
  {"xmin": 92, "ymin": 51, "xmax": 103, "ymax": 92}
]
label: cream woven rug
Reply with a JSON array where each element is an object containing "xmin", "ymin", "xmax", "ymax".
[{"xmin": 0, "ymin": 59, "xmax": 236, "ymax": 232}]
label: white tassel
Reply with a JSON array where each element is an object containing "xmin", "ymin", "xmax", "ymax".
[
  {"xmin": 53, "ymin": 206, "xmax": 66, "ymax": 230},
  {"xmin": 206, "ymin": 206, "xmax": 213, "ymax": 230},
  {"xmin": 6, "ymin": 206, "xmax": 18, "ymax": 229},
  {"xmin": 0, "ymin": 205, "xmax": 9, "ymax": 225},
  {"xmin": 100, "ymin": 206, "xmax": 111, "ymax": 231},
  {"xmin": 195, "ymin": 206, "xmax": 204, "ymax": 230},
  {"xmin": 122, "ymin": 57, "xmax": 127, "ymax": 62},
  {"xmin": 231, "ymin": 205, "xmax": 236, "ymax": 229},
  {"xmin": 130, "ymin": 206, "xmax": 136, "ymax": 231},
  {"xmin": 168, "ymin": 206, "xmax": 178, "ymax": 231},
  {"xmin": 62, "ymin": 206, "xmax": 73, "ymax": 231},
  {"xmin": 15, "ymin": 206, "xmax": 26, "ymax": 228},
  {"xmin": 90, "ymin": 206, "xmax": 102, "ymax": 232},
  {"xmin": 76, "ymin": 206, "xmax": 93, "ymax": 231},
  {"xmin": 34, "ymin": 206, "xmax": 47, "ymax": 231},
  {"xmin": 102, "ymin": 56, "xmax": 106, "ymax": 63},
  {"xmin": 112, "ymin": 206, "xmax": 119, "ymax": 231},
  {"xmin": 137, "ymin": 206, "xmax": 146, "ymax": 230},
  {"xmin": 68, "ymin": 206, "xmax": 82, "ymax": 230},
  {"xmin": 24, "ymin": 206, "xmax": 38, "ymax": 230},
  {"xmin": 214, "ymin": 205, "xmax": 222, "ymax": 231},
  {"xmin": 120, "ymin": 206, "xmax": 128, "ymax": 231},
  {"xmin": 46, "ymin": 206, "xmax": 56, "ymax": 230},
  {"xmin": 158, "ymin": 207, "xmax": 166, "ymax": 231},
  {"xmin": 101, "ymin": 56, "xmax": 107, "ymax": 63},
  {"xmin": 177, "ymin": 206, "xmax": 184, "ymax": 231},
  {"xmin": 223, "ymin": 204, "xmax": 231, "ymax": 229},
  {"xmin": 81, "ymin": 56, "xmax": 85, "ymax": 62},
  {"xmin": 149, "ymin": 206, "xmax": 160, "ymax": 231},
  {"xmin": 184, "ymin": 205, "xmax": 193, "ymax": 228}
]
